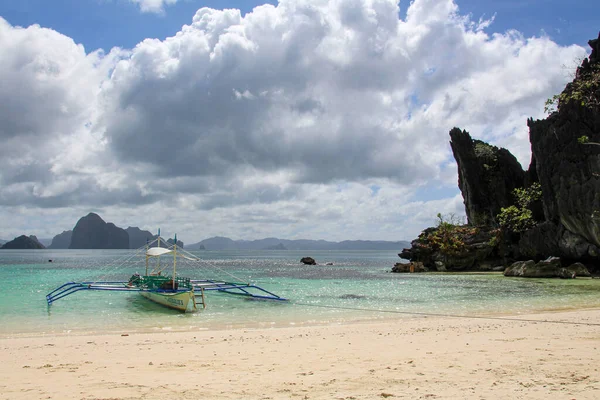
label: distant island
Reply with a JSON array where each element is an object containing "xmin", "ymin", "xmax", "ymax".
[
  {"xmin": 1, "ymin": 213, "xmax": 183, "ymax": 250},
  {"xmin": 69, "ymin": 213, "xmax": 130, "ymax": 249},
  {"xmin": 1, "ymin": 212, "xmax": 408, "ymax": 251},
  {"xmin": 187, "ymin": 236, "xmax": 409, "ymax": 251},
  {"xmin": 1, "ymin": 235, "xmax": 45, "ymax": 249},
  {"xmin": 264, "ymin": 243, "xmax": 287, "ymax": 250},
  {"xmin": 48, "ymin": 231, "xmax": 72, "ymax": 249}
]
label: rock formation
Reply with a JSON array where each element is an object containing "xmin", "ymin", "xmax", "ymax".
[
  {"xmin": 399, "ymin": 226, "xmax": 505, "ymax": 272},
  {"xmin": 391, "ymin": 261, "xmax": 427, "ymax": 273},
  {"xmin": 301, "ymin": 257, "xmax": 316, "ymax": 265},
  {"xmin": 504, "ymin": 258, "xmax": 591, "ymax": 278},
  {"xmin": 123, "ymin": 227, "xmax": 183, "ymax": 249},
  {"xmin": 525, "ymin": 34, "xmax": 600, "ymax": 260},
  {"xmin": 399, "ymin": 32, "xmax": 600, "ymax": 275},
  {"xmin": 48, "ymin": 230, "xmax": 72, "ymax": 249},
  {"xmin": 126, "ymin": 227, "xmax": 155, "ymax": 249},
  {"xmin": 1, "ymin": 235, "xmax": 45, "ymax": 249},
  {"xmin": 449, "ymin": 128, "xmax": 525, "ymax": 225},
  {"xmin": 69, "ymin": 213, "xmax": 129, "ymax": 249}
]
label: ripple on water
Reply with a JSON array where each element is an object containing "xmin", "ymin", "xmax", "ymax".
[{"xmin": 1, "ymin": 249, "xmax": 600, "ymax": 335}]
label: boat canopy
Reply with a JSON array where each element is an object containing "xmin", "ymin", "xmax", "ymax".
[{"xmin": 146, "ymin": 247, "xmax": 172, "ymax": 257}]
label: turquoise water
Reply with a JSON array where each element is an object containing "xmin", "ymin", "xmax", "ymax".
[{"xmin": 1, "ymin": 249, "xmax": 600, "ymax": 336}]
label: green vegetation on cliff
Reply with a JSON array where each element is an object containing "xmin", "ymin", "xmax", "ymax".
[
  {"xmin": 415, "ymin": 213, "xmax": 478, "ymax": 257},
  {"xmin": 545, "ymin": 63, "xmax": 600, "ymax": 114},
  {"xmin": 497, "ymin": 183, "xmax": 542, "ymax": 233}
]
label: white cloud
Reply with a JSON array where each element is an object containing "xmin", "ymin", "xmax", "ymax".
[
  {"xmin": 0, "ymin": 18, "xmax": 132, "ymax": 208},
  {"xmin": 129, "ymin": 0, "xmax": 178, "ymax": 14},
  {"xmin": 0, "ymin": 1, "xmax": 589, "ymax": 242}
]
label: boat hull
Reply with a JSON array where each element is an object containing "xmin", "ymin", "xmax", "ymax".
[{"xmin": 139, "ymin": 290, "xmax": 196, "ymax": 312}]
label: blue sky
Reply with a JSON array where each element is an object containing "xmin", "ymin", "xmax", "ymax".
[
  {"xmin": 1, "ymin": 0, "xmax": 277, "ymax": 51},
  {"xmin": 0, "ymin": 0, "xmax": 595, "ymax": 242},
  {"xmin": 0, "ymin": 0, "xmax": 596, "ymax": 53}
]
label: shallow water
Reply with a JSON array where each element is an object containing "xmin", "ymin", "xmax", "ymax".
[{"xmin": 1, "ymin": 249, "xmax": 599, "ymax": 336}]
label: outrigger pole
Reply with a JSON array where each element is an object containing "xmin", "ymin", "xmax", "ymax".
[
  {"xmin": 46, "ymin": 234, "xmax": 288, "ymax": 308},
  {"xmin": 145, "ymin": 238, "xmax": 149, "ymax": 276},
  {"xmin": 157, "ymin": 228, "xmax": 161, "ymax": 273}
]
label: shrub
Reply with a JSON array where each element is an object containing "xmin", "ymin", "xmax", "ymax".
[
  {"xmin": 497, "ymin": 183, "xmax": 542, "ymax": 233},
  {"xmin": 415, "ymin": 213, "xmax": 477, "ymax": 257}
]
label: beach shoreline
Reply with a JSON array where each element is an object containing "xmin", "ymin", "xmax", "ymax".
[
  {"xmin": 3, "ymin": 301, "xmax": 600, "ymax": 339},
  {"xmin": 1, "ymin": 308, "xmax": 599, "ymax": 399}
]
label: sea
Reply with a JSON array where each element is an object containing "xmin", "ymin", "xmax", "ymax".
[{"xmin": 1, "ymin": 249, "xmax": 600, "ymax": 337}]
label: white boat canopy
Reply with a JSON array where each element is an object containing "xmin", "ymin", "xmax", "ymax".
[{"xmin": 146, "ymin": 247, "xmax": 173, "ymax": 257}]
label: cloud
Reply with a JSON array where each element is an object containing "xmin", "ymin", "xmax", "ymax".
[
  {"xmin": 0, "ymin": 18, "xmax": 130, "ymax": 208},
  {"xmin": 129, "ymin": 0, "xmax": 178, "ymax": 14},
  {"xmin": 100, "ymin": 1, "xmax": 583, "ymax": 183},
  {"xmin": 0, "ymin": 1, "xmax": 589, "ymax": 241}
]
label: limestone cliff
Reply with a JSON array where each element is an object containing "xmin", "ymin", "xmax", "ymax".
[
  {"xmin": 69, "ymin": 213, "xmax": 129, "ymax": 249},
  {"xmin": 400, "ymin": 32, "xmax": 600, "ymax": 273},
  {"xmin": 48, "ymin": 230, "xmax": 72, "ymax": 249},
  {"xmin": 450, "ymin": 128, "xmax": 525, "ymax": 225},
  {"xmin": 526, "ymin": 32, "xmax": 600, "ymax": 259},
  {"xmin": 126, "ymin": 227, "xmax": 155, "ymax": 249}
]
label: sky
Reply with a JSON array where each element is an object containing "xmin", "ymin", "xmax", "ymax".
[{"xmin": 0, "ymin": 0, "xmax": 597, "ymax": 244}]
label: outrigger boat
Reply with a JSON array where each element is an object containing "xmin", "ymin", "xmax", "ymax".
[{"xmin": 46, "ymin": 232, "xmax": 287, "ymax": 312}]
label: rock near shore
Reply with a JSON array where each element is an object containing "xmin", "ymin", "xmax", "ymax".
[
  {"xmin": 504, "ymin": 258, "xmax": 591, "ymax": 279},
  {"xmin": 391, "ymin": 262, "xmax": 428, "ymax": 273},
  {"xmin": 398, "ymin": 225, "xmax": 504, "ymax": 272},
  {"xmin": 400, "ymin": 32, "xmax": 600, "ymax": 275}
]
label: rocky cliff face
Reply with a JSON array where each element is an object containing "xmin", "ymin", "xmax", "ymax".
[
  {"xmin": 70, "ymin": 213, "xmax": 129, "ymax": 249},
  {"xmin": 526, "ymin": 33, "xmax": 600, "ymax": 258},
  {"xmin": 400, "ymin": 33, "xmax": 600, "ymax": 273},
  {"xmin": 1, "ymin": 235, "xmax": 45, "ymax": 249},
  {"xmin": 399, "ymin": 225, "xmax": 505, "ymax": 272},
  {"xmin": 126, "ymin": 227, "xmax": 155, "ymax": 249},
  {"xmin": 450, "ymin": 127, "xmax": 525, "ymax": 225},
  {"xmin": 48, "ymin": 230, "xmax": 72, "ymax": 249}
]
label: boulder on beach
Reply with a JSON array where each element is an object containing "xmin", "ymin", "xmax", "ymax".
[{"xmin": 503, "ymin": 257, "xmax": 591, "ymax": 278}]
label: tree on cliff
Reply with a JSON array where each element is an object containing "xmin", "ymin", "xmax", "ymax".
[{"xmin": 497, "ymin": 183, "xmax": 542, "ymax": 233}]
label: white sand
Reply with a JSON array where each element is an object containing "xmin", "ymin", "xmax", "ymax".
[{"xmin": 1, "ymin": 309, "xmax": 599, "ymax": 399}]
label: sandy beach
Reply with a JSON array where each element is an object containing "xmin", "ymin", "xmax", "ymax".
[{"xmin": 1, "ymin": 309, "xmax": 599, "ymax": 400}]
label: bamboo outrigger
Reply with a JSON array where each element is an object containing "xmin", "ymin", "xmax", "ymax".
[{"xmin": 46, "ymin": 232, "xmax": 287, "ymax": 312}]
